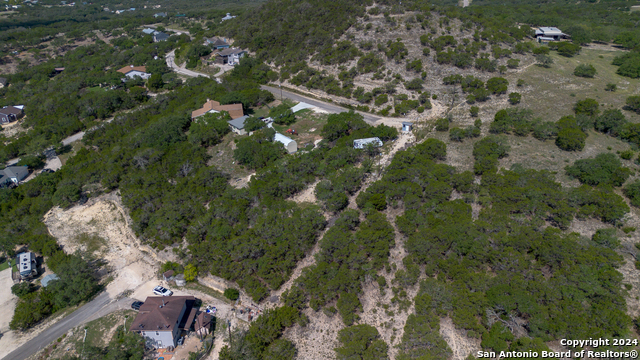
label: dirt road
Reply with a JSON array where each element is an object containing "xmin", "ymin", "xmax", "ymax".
[
  {"xmin": 2, "ymin": 292, "xmax": 132, "ymax": 360},
  {"xmin": 260, "ymin": 85, "xmax": 381, "ymax": 124},
  {"xmin": 165, "ymin": 50, "xmax": 211, "ymax": 79}
]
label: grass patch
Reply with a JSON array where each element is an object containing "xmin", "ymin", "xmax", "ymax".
[
  {"xmin": 75, "ymin": 232, "xmax": 107, "ymax": 255},
  {"xmin": 0, "ymin": 261, "xmax": 10, "ymax": 271},
  {"xmin": 515, "ymin": 47, "xmax": 640, "ymax": 124}
]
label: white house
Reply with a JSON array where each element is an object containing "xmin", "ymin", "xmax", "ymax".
[
  {"xmin": 353, "ymin": 137, "xmax": 383, "ymax": 149},
  {"xmin": 116, "ymin": 65, "xmax": 151, "ymax": 80},
  {"xmin": 17, "ymin": 252, "xmax": 37, "ymax": 279},
  {"xmin": 535, "ymin": 27, "xmax": 567, "ymax": 42},
  {"xmin": 130, "ymin": 296, "xmax": 197, "ymax": 349},
  {"xmin": 215, "ymin": 48, "xmax": 246, "ymax": 66},
  {"xmin": 221, "ymin": 13, "xmax": 236, "ymax": 21},
  {"xmin": 274, "ymin": 133, "xmax": 297, "ymax": 154}
]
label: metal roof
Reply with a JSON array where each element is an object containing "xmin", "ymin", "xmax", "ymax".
[
  {"xmin": 227, "ymin": 115, "xmax": 249, "ymax": 129},
  {"xmin": 274, "ymin": 133, "xmax": 295, "ymax": 146},
  {"xmin": 537, "ymin": 27, "xmax": 562, "ymax": 35},
  {"xmin": 42, "ymin": 274, "xmax": 59, "ymax": 287}
]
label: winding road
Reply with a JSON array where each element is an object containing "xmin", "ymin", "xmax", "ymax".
[{"xmin": 2, "ymin": 293, "xmax": 132, "ymax": 360}]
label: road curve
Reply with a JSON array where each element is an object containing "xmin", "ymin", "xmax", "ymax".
[
  {"xmin": 165, "ymin": 50, "xmax": 211, "ymax": 79},
  {"xmin": 260, "ymin": 85, "xmax": 380, "ymax": 124},
  {"xmin": 2, "ymin": 293, "xmax": 131, "ymax": 360}
]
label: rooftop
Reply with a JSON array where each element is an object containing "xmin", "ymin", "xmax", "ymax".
[
  {"xmin": 116, "ymin": 65, "xmax": 147, "ymax": 74},
  {"xmin": 130, "ymin": 296, "xmax": 195, "ymax": 332},
  {"xmin": 217, "ymin": 48, "xmax": 246, "ymax": 56},
  {"xmin": 274, "ymin": 133, "xmax": 295, "ymax": 146},
  {"xmin": 228, "ymin": 115, "xmax": 249, "ymax": 129},
  {"xmin": 191, "ymin": 100, "xmax": 244, "ymax": 119}
]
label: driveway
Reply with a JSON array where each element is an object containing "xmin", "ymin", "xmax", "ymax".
[
  {"xmin": 260, "ymin": 85, "xmax": 380, "ymax": 124},
  {"xmin": 1, "ymin": 292, "xmax": 132, "ymax": 360},
  {"xmin": 165, "ymin": 50, "xmax": 211, "ymax": 79}
]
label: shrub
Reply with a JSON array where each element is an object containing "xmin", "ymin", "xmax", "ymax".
[
  {"xmin": 405, "ymin": 78, "xmax": 423, "ymax": 90},
  {"xmin": 470, "ymin": 106, "xmax": 479, "ymax": 117},
  {"xmin": 624, "ymin": 181, "xmax": 640, "ymax": 208},
  {"xmin": 626, "ymin": 96, "xmax": 640, "ymax": 114},
  {"xmin": 435, "ymin": 118, "xmax": 449, "ymax": 131},
  {"xmin": 486, "ymin": 77, "xmax": 508, "ymax": 94},
  {"xmin": 556, "ymin": 127, "xmax": 586, "ymax": 151},
  {"xmin": 374, "ymin": 94, "xmax": 388, "ymax": 106},
  {"xmin": 536, "ymin": 54, "xmax": 553, "ymax": 68},
  {"xmin": 224, "ymin": 288, "xmax": 240, "ymax": 301},
  {"xmin": 270, "ymin": 104, "xmax": 296, "ymax": 125},
  {"xmin": 508, "ymin": 92, "xmax": 521, "ymax": 105},
  {"xmin": 11, "ymin": 282, "xmax": 36, "ymax": 298},
  {"xmin": 533, "ymin": 121, "xmax": 558, "ymax": 141},
  {"xmin": 406, "ymin": 59, "xmax": 423, "ymax": 72},
  {"xmin": 517, "ymin": 79, "xmax": 525, "ymax": 87},
  {"xmin": 556, "ymin": 42, "xmax": 581, "ymax": 57},
  {"xmin": 565, "ymin": 153, "xmax": 631, "ymax": 187},
  {"xmin": 416, "ymin": 138, "xmax": 447, "ymax": 161},
  {"xmin": 472, "ymin": 135, "xmax": 509, "ymax": 175},
  {"xmin": 574, "ymin": 64, "xmax": 596, "ymax": 78},
  {"xmin": 619, "ymin": 150, "xmax": 634, "ymax": 160},
  {"xmin": 594, "ymin": 109, "xmax": 627, "ymax": 136},
  {"xmin": 605, "ymin": 83, "xmax": 617, "ymax": 92},
  {"xmin": 574, "ymin": 98, "xmax": 599, "ymax": 116},
  {"xmin": 506, "ymin": 58, "xmax": 520, "ymax": 69}
]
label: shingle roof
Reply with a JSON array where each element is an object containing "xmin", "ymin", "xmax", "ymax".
[
  {"xmin": 2, "ymin": 166, "xmax": 29, "ymax": 180},
  {"xmin": 0, "ymin": 106, "xmax": 23, "ymax": 116},
  {"xmin": 154, "ymin": 32, "xmax": 169, "ymax": 41},
  {"xmin": 191, "ymin": 100, "xmax": 244, "ymax": 119},
  {"xmin": 130, "ymin": 296, "xmax": 194, "ymax": 332},
  {"xmin": 206, "ymin": 37, "xmax": 229, "ymax": 46},
  {"xmin": 0, "ymin": 77, "xmax": 7, "ymax": 85},
  {"xmin": 116, "ymin": 65, "xmax": 147, "ymax": 74},
  {"xmin": 42, "ymin": 274, "xmax": 59, "ymax": 287}
]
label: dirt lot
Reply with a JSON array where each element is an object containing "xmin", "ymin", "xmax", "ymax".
[{"xmin": 43, "ymin": 191, "xmax": 163, "ymax": 298}]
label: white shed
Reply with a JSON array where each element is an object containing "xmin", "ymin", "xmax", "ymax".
[
  {"xmin": 274, "ymin": 133, "xmax": 297, "ymax": 154},
  {"xmin": 353, "ymin": 137, "xmax": 383, "ymax": 149},
  {"xmin": 402, "ymin": 122, "xmax": 413, "ymax": 132}
]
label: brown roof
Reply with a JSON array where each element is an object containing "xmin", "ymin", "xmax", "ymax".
[
  {"xmin": 0, "ymin": 106, "xmax": 23, "ymax": 116},
  {"xmin": 116, "ymin": 65, "xmax": 147, "ymax": 74},
  {"xmin": 129, "ymin": 296, "xmax": 194, "ymax": 332},
  {"xmin": 194, "ymin": 312, "xmax": 213, "ymax": 331},
  {"xmin": 163, "ymin": 270, "xmax": 174, "ymax": 279},
  {"xmin": 191, "ymin": 100, "xmax": 244, "ymax": 119}
]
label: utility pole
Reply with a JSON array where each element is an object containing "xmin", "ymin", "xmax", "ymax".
[{"xmin": 279, "ymin": 84, "xmax": 283, "ymax": 101}]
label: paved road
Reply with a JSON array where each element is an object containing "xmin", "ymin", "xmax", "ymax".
[
  {"xmin": 260, "ymin": 85, "xmax": 380, "ymax": 124},
  {"xmin": 62, "ymin": 131, "xmax": 85, "ymax": 146},
  {"xmin": 2, "ymin": 292, "xmax": 132, "ymax": 360},
  {"xmin": 165, "ymin": 50, "xmax": 211, "ymax": 79}
]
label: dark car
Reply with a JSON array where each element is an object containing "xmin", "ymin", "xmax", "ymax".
[
  {"xmin": 41, "ymin": 169, "xmax": 55, "ymax": 174},
  {"xmin": 131, "ymin": 301, "xmax": 143, "ymax": 310}
]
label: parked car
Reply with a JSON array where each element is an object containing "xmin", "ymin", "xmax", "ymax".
[
  {"xmin": 41, "ymin": 168, "xmax": 54, "ymax": 174},
  {"xmin": 153, "ymin": 285, "xmax": 173, "ymax": 296},
  {"xmin": 131, "ymin": 301, "xmax": 143, "ymax": 310}
]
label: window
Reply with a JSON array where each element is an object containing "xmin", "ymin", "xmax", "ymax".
[{"xmin": 156, "ymin": 331, "xmax": 159, "ymax": 336}]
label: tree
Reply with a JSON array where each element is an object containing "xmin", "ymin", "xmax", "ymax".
[
  {"xmin": 556, "ymin": 126, "xmax": 586, "ymax": 151},
  {"xmin": 506, "ymin": 59, "xmax": 520, "ymax": 69},
  {"xmin": 556, "ymin": 42, "xmax": 581, "ymax": 57},
  {"xmin": 184, "ymin": 264, "xmax": 198, "ymax": 281},
  {"xmin": 626, "ymin": 96, "xmax": 640, "ymax": 114},
  {"xmin": 566, "ymin": 153, "xmax": 631, "ymax": 187},
  {"xmin": 269, "ymin": 104, "xmax": 296, "ymax": 125},
  {"xmin": 508, "ymin": 92, "xmax": 521, "ymax": 105},
  {"xmin": 334, "ymin": 324, "xmax": 388, "ymax": 360},
  {"xmin": 224, "ymin": 288, "xmax": 240, "ymax": 301},
  {"xmin": 188, "ymin": 112, "xmax": 231, "ymax": 147},
  {"xmin": 623, "ymin": 181, "xmax": 640, "ymax": 208},
  {"xmin": 11, "ymin": 282, "xmax": 36, "ymax": 298},
  {"xmin": 486, "ymin": 77, "xmax": 508, "ymax": 95},
  {"xmin": 244, "ymin": 116, "xmax": 265, "ymax": 132},
  {"xmin": 605, "ymin": 83, "xmax": 617, "ymax": 92},
  {"xmin": 574, "ymin": 64, "xmax": 596, "ymax": 78},
  {"xmin": 470, "ymin": 106, "xmax": 479, "ymax": 117},
  {"xmin": 147, "ymin": 73, "xmax": 164, "ymax": 90},
  {"xmin": 574, "ymin": 98, "xmax": 599, "ymax": 116},
  {"xmin": 594, "ymin": 109, "xmax": 627, "ymax": 136},
  {"xmin": 435, "ymin": 118, "xmax": 449, "ymax": 131},
  {"xmin": 536, "ymin": 54, "xmax": 553, "ymax": 68}
]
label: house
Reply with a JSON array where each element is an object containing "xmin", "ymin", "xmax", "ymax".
[
  {"xmin": 191, "ymin": 99, "xmax": 244, "ymax": 120},
  {"xmin": 130, "ymin": 296, "xmax": 197, "ymax": 349},
  {"xmin": 214, "ymin": 48, "xmax": 246, "ymax": 66},
  {"xmin": 41, "ymin": 274, "xmax": 59, "ymax": 287},
  {"xmin": 194, "ymin": 312, "xmax": 213, "ymax": 337},
  {"xmin": 153, "ymin": 32, "xmax": 169, "ymax": 42},
  {"xmin": 274, "ymin": 133, "xmax": 297, "ymax": 154},
  {"xmin": 153, "ymin": 12, "xmax": 167, "ymax": 18},
  {"xmin": 0, "ymin": 77, "xmax": 7, "ymax": 88},
  {"xmin": 402, "ymin": 122, "xmax": 413, "ymax": 132},
  {"xmin": 227, "ymin": 115, "xmax": 249, "ymax": 135},
  {"xmin": 221, "ymin": 13, "xmax": 236, "ymax": 21},
  {"xmin": 116, "ymin": 65, "xmax": 151, "ymax": 80},
  {"xmin": 535, "ymin": 27, "xmax": 567, "ymax": 42},
  {"xmin": 205, "ymin": 37, "xmax": 230, "ymax": 50},
  {"xmin": 17, "ymin": 252, "xmax": 37, "ymax": 279},
  {"xmin": 353, "ymin": 137, "xmax": 383, "ymax": 149},
  {"xmin": 0, "ymin": 166, "xmax": 29, "ymax": 185},
  {"xmin": 0, "ymin": 106, "xmax": 24, "ymax": 124},
  {"xmin": 142, "ymin": 28, "xmax": 156, "ymax": 35}
]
